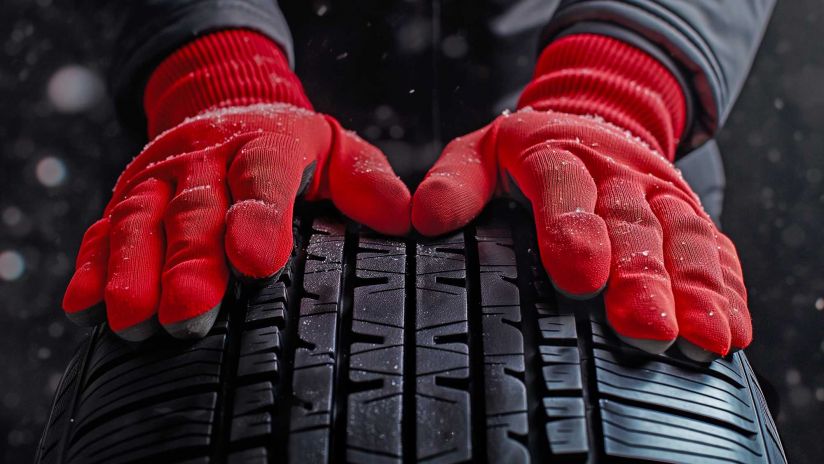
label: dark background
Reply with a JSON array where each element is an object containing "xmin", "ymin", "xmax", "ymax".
[{"xmin": 1, "ymin": 0, "xmax": 823, "ymax": 463}]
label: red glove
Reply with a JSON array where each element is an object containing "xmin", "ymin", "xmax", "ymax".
[
  {"xmin": 63, "ymin": 30, "xmax": 411, "ymax": 340},
  {"xmin": 412, "ymin": 34, "xmax": 751, "ymax": 361}
]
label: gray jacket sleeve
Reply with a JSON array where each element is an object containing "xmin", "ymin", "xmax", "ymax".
[
  {"xmin": 107, "ymin": 0, "xmax": 293, "ymax": 134},
  {"xmin": 540, "ymin": 0, "xmax": 776, "ymax": 149}
]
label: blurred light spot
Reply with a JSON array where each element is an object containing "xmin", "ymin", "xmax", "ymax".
[
  {"xmin": 389, "ymin": 125, "xmax": 405, "ymax": 139},
  {"xmin": 375, "ymin": 105, "xmax": 394, "ymax": 122},
  {"xmin": 48, "ymin": 321, "xmax": 65, "ymax": 338},
  {"xmin": 785, "ymin": 368, "xmax": 801, "ymax": 386},
  {"xmin": 50, "ymin": 252, "xmax": 70, "ymax": 276},
  {"xmin": 816, "ymin": 388, "xmax": 824, "ymax": 402},
  {"xmin": 815, "ymin": 297, "xmax": 824, "ymax": 311},
  {"xmin": 3, "ymin": 392, "xmax": 20, "ymax": 409},
  {"xmin": 2, "ymin": 206, "xmax": 22, "ymax": 226},
  {"xmin": 0, "ymin": 250, "xmax": 25, "ymax": 281},
  {"xmin": 48, "ymin": 372, "xmax": 62, "ymax": 394},
  {"xmin": 806, "ymin": 168, "xmax": 822, "ymax": 184},
  {"xmin": 397, "ymin": 19, "xmax": 431, "ymax": 53},
  {"xmin": 773, "ymin": 98, "xmax": 784, "ymax": 110},
  {"xmin": 36, "ymin": 156, "xmax": 66, "ymax": 187},
  {"xmin": 780, "ymin": 224, "xmax": 806, "ymax": 248},
  {"xmin": 47, "ymin": 65, "xmax": 104, "ymax": 113},
  {"xmin": 37, "ymin": 347, "xmax": 52, "ymax": 360},
  {"xmin": 7, "ymin": 429, "xmax": 32, "ymax": 447},
  {"xmin": 313, "ymin": 0, "xmax": 329, "ymax": 16},
  {"xmin": 789, "ymin": 386, "xmax": 812, "ymax": 408},
  {"xmin": 442, "ymin": 34, "xmax": 468, "ymax": 58},
  {"xmin": 363, "ymin": 125, "xmax": 381, "ymax": 140}
]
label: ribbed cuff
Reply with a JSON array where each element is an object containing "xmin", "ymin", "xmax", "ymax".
[
  {"xmin": 518, "ymin": 34, "xmax": 686, "ymax": 160},
  {"xmin": 144, "ymin": 29, "xmax": 312, "ymax": 138}
]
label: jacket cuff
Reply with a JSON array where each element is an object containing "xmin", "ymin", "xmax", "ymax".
[{"xmin": 144, "ymin": 30, "xmax": 311, "ymax": 138}]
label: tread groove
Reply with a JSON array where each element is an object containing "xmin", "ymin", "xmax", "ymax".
[
  {"xmin": 402, "ymin": 239, "xmax": 416, "ymax": 464},
  {"xmin": 575, "ymin": 301, "xmax": 608, "ymax": 461},
  {"xmin": 465, "ymin": 226, "xmax": 489, "ymax": 464},
  {"xmin": 271, "ymin": 217, "xmax": 311, "ymax": 463},
  {"xmin": 512, "ymin": 216, "xmax": 552, "ymax": 464},
  {"xmin": 330, "ymin": 223, "xmax": 359, "ymax": 463}
]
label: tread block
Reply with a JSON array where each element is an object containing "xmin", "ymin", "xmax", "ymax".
[
  {"xmin": 233, "ymin": 382, "xmax": 275, "ymax": 416},
  {"xmin": 543, "ymin": 364, "xmax": 583, "ymax": 392},
  {"xmin": 228, "ymin": 447, "xmax": 268, "ymax": 464},
  {"xmin": 245, "ymin": 282, "xmax": 288, "ymax": 327},
  {"xmin": 236, "ymin": 326, "xmax": 281, "ymax": 379},
  {"xmin": 230, "ymin": 412, "xmax": 272, "ymax": 443},
  {"xmin": 589, "ymin": 317, "xmax": 747, "ymax": 389},
  {"xmin": 543, "ymin": 397, "xmax": 585, "ymax": 419},
  {"xmin": 67, "ymin": 392, "xmax": 217, "ymax": 463},
  {"xmin": 416, "ymin": 234, "xmax": 471, "ymax": 464},
  {"xmin": 593, "ymin": 348, "xmax": 758, "ymax": 434},
  {"xmin": 540, "ymin": 345, "xmax": 580, "ymax": 364},
  {"xmin": 231, "ymin": 382, "xmax": 275, "ymax": 443},
  {"xmin": 72, "ymin": 332, "xmax": 225, "ymax": 433},
  {"xmin": 36, "ymin": 344, "xmax": 85, "ymax": 464},
  {"xmin": 601, "ymin": 399, "xmax": 765, "ymax": 463},
  {"xmin": 346, "ymin": 234, "xmax": 406, "ymax": 463},
  {"xmin": 546, "ymin": 418, "xmax": 589, "ymax": 455},
  {"xmin": 537, "ymin": 313, "xmax": 577, "ymax": 341}
]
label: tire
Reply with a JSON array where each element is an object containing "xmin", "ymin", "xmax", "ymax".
[{"xmin": 36, "ymin": 202, "xmax": 787, "ymax": 464}]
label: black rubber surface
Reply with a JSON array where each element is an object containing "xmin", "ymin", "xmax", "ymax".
[{"xmin": 36, "ymin": 203, "xmax": 787, "ymax": 464}]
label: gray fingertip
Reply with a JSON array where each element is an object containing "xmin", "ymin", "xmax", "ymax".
[
  {"xmin": 615, "ymin": 333, "xmax": 674, "ymax": 355},
  {"xmin": 676, "ymin": 338, "xmax": 721, "ymax": 363},
  {"xmin": 727, "ymin": 347, "xmax": 743, "ymax": 356},
  {"xmin": 550, "ymin": 280, "xmax": 606, "ymax": 301},
  {"xmin": 229, "ymin": 264, "xmax": 283, "ymax": 288},
  {"xmin": 115, "ymin": 317, "xmax": 161, "ymax": 342},
  {"xmin": 64, "ymin": 304, "xmax": 107, "ymax": 327},
  {"xmin": 163, "ymin": 303, "xmax": 221, "ymax": 339}
]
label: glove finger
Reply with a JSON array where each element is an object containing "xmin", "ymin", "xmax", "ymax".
[
  {"xmin": 226, "ymin": 134, "xmax": 310, "ymax": 279},
  {"xmin": 104, "ymin": 178, "xmax": 171, "ymax": 341},
  {"xmin": 716, "ymin": 232, "xmax": 752, "ymax": 351},
  {"xmin": 63, "ymin": 218, "xmax": 110, "ymax": 326},
  {"xmin": 506, "ymin": 146, "xmax": 610, "ymax": 297},
  {"xmin": 159, "ymin": 159, "xmax": 229, "ymax": 338},
  {"xmin": 325, "ymin": 117, "xmax": 412, "ymax": 236},
  {"xmin": 412, "ymin": 126, "xmax": 496, "ymax": 236},
  {"xmin": 649, "ymin": 194, "xmax": 731, "ymax": 359},
  {"xmin": 597, "ymin": 179, "xmax": 677, "ymax": 354}
]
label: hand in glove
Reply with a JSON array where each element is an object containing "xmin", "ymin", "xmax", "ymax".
[
  {"xmin": 412, "ymin": 34, "xmax": 751, "ymax": 361},
  {"xmin": 63, "ymin": 30, "xmax": 411, "ymax": 340}
]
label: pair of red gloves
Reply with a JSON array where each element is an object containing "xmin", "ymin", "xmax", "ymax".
[{"xmin": 63, "ymin": 30, "xmax": 752, "ymax": 361}]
